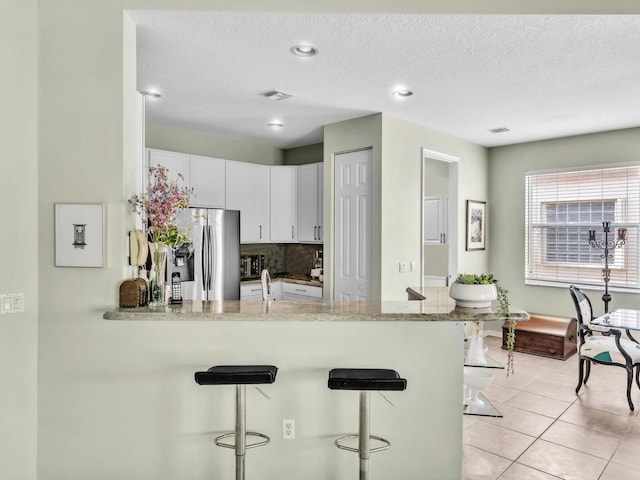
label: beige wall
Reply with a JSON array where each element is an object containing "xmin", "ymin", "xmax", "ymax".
[
  {"xmin": 381, "ymin": 115, "xmax": 489, "ymax": 299},
  {"xmin": 323, "ymin": 114, "xmax": 383, "ymax": 300},
  {"xmin": 488, "ymin": 127, "xmax": 640, "ymax": 325},
  {"xmin": 146, "ymin": 122, "xmax": 284, "ymax": 165},
  {"xmin": 0, "ymin": 0, "xmax": 38, "ymax": 478}
]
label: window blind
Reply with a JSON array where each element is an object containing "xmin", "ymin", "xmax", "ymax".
[{"xmin": 525, "ymin": 166, "xmax": 640, "ymax": 290}]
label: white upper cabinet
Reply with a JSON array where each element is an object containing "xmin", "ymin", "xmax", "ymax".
[
  {"xmin": 189, "ymin": 155, "xmax": 226, "ymax": 208},
  {"xmin": 147, "ymin": 149, "xmax": 190, "ymax": 187},
  {"xmin": 270, "ymin": 166, "xmax": 298, "ymax": 242},
  {"xmin": 297, "ymin": 163, "xmax": 323, "ymax": 243},
  {"xmin": 424, "ymin": 195, "xmax": 448, "ymax": 245},
  {"xmin": 226, "ymin": 161, "xmax": 270, "ymax": 243}
]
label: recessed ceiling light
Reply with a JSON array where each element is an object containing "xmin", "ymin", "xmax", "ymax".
[
  {"xmin": 290, "ymin": 44, "xmax": 319, "ymax": 57},
  {"xmin": 140, "ymin": 90, "xmax": 162, "ymax": 98},
  {"xmin": 268, "ymin": 122, "xmax": 284, "ymax": 129},
  {"xmin": 393, "ymin": 89, "xmax": 413, "ymax": 98}
]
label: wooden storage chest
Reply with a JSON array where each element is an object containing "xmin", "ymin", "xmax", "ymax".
[{"xmin": 502, "ymin": 313, "xmax": 577, "ymax": 360}]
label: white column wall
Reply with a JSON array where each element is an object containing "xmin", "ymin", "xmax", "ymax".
[{"xmin": 0, "ymin": 0, "xmax": 38, "ymax": 478}]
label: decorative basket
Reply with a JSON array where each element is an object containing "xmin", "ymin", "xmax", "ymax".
[
  {"xmin": 133, "ymin": 277, "xmax": 148, "ymax": 306},
  {"xmin": 119, "ymin": 280, "xmax": 141, "ymax": 308}
]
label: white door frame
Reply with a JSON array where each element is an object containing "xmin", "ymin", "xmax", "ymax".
[{"xmin": 421, "ymin": 148, "xmax": 460, "ymax": 289}]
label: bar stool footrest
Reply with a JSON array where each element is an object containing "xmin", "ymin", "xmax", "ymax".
[
  {"xmin": 334, "ymin": 434, "xmax": 390, "ymax": 454},
  {"xmin": 214, "ymin": 431, "xmax": 271, "ymax": 450}
]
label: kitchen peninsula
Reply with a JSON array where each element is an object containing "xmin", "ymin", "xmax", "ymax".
[{"xmin": 103, "ymin": 288, "xmax": 526, "ymax": 479}]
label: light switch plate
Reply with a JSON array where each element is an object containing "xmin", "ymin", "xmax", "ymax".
[
  {"xmin": 12, "ymin": 293, "xmax": 25, "ymax": 312},
  {"xmin": 1, "ymin": 295, "xmax": 13, "ymax": 314}
]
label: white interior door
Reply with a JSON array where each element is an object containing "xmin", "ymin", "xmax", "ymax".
[{"xmin": 334, "ymin": 149, "xmax": 372, "ymax": 301}]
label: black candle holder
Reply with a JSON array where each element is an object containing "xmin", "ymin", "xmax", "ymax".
[{"xmin": 588, "ymin": 221, "xmax": 626, "ymax": 313}]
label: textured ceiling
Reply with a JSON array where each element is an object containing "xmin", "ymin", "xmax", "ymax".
[{"xmin": 133, "ymin": 12, "xmax": 640, "ymax": 149}]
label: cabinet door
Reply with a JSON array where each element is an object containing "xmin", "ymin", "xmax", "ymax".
[
  {"xmin": 297, "ymin": 163, "xmax": 322, "ymax": 243},
  {"xmin": 270, "ymin": 167, "xmax": 297, "ymax": 242},
  {"xmin": 424, "ymin": 195, "xmax": 448, "ymax": 244},
  {"xmin": 282, "ymin": 282, "xmax": 322, "ymax": 300},
  {"xmin": 147, "ymin": 149, "xmax": 190, "ymax": 186},
  {"xmin": 240, "ymin": 281, "xmax": 282, "ymax": 301},
  {"xmin": 190, "ymin": 155, "xmax": 226, "ymax": 208},
  {"xmin": 317, "ymin": 163, "xmax": 323, "ymax": 241},
  {"xmin": 226, "ymin": 161, "xmax": 269, "ymax": 243}
]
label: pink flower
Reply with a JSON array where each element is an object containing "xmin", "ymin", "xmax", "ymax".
[{"xmin": 128, "ymin": 166, "xmax": 191, "ymax": 246}]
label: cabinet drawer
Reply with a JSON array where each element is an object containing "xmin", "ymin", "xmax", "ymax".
[
  {"xmin": 241, "ymin": 282, "xmax": 282, "ymax": 301},
  {"xmin": 282, "ymin": 283, "xmax": 322, "ymax": 299}
]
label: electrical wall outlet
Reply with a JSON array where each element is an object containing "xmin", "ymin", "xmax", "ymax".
[
  {"xmin": 0, "ymin": 295, "xmax": 7, "ymax": 314},
  {"xmin": 282, "ymin": 419, "xmax": 295, "ymax": 439}
]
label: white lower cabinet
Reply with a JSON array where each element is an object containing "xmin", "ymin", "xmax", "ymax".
[
  {"xmin": 282, "ymin": 282, "xmax": 322, "ymax": 301},
  {"xmin": 240, "ymin": 281, "xmax": 282, "ymax": 301},
  {"xmin": 240, "ymin": 281, "xmax": 321, "ymax": 301}
]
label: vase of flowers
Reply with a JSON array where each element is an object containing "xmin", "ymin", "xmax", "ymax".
[{"xmin": 129, "ymin": 166, "xmax": 191, "ymax": 306}]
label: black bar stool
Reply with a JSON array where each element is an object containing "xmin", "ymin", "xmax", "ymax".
[
  {"xmin": 195, "ymin": 365, "xmax": 277, "ymax": 480},
  {"xmin": 328, "ymin": 368, "xmax": 407, "ymax": 480}
]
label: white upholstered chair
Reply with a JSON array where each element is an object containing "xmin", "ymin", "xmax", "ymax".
[{"xmin": 570, "ymin": 285, "xmax": 640, "ymax": 410}]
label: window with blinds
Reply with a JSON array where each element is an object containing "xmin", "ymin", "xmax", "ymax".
[{"xmin": 525, "ymin": 166, "xmax": 640, "ymax": 290}]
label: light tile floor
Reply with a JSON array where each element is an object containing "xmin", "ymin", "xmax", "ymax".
[{"xmin": 463, "ymin": 336, "xmax": 640, "ymax": 480}]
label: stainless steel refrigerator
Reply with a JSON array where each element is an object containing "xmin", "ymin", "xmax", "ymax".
[{"xmin": 169, "ymin": 208, "xmax": 240, "ymax": 301}]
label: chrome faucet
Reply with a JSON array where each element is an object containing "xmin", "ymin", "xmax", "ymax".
[{"xmin": 260, "ymin": 269, "xmax": 271, "ymax": 300}]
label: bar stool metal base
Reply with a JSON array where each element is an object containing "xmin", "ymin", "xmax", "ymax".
[
  {"xmin": 335, "ymin": 434, "xmax": 390, "ymax": 454},
  {"xmin": 328, "ymin": 369, "xmax": 406, "ymax": 480},
  {"xmin": 214, "ymin": 431, "xmax": 270, "ymax": 450},
  {"xmin": 195, "ymin": 366, "xmax": 277, "ymax": 480}
]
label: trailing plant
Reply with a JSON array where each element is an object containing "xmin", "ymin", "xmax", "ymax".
[{"xmin": 496, "ymin": 283, "xmax": 515, "ymax": 377}]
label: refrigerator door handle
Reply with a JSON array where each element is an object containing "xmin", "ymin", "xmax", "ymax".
[{"xmin": 202, "ymin": 225, "xmax": 213, "ymax": 291}]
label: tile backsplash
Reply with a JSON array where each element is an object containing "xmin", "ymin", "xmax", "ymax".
[{"xmin": 240, "ymin": 243, "xmax": 322, "ymax": 276}]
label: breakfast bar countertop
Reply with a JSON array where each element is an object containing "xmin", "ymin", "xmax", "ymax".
[{"xmin": 103, "ymin": 287, "xmax": 529, "ymax": 322}]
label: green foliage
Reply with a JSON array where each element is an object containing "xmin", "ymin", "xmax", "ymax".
[{"xmin": 455, "ymin": 273, "xmax": 496, "ymax": 285}]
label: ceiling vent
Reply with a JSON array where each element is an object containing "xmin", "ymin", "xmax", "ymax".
[
  {"xmin": 489, "ymin": 127, "xmax": 511, "ymax": 134},
  {"xmin": 263, "ymin": 89, "xmax": 295, "ymax": 101}
]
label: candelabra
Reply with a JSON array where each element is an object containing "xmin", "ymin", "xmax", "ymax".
[{"xmin": 588, "ymin": 221, "xmax": 626, "ymax": 313}]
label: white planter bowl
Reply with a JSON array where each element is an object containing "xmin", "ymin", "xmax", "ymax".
[{"xmin": 449, "ymin": 282, "xmax": 497, "ymax": 308}]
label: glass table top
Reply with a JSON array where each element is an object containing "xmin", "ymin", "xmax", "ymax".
[{"xmin": 592, "ymin": 309, "xmax": 640, "ymax": 331}]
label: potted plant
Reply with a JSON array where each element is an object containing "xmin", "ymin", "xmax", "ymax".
[
  {"xmin": 450, "ymin": 273, "xmax": 499, "ymax": 308},
  {"xmin": 452, "ymin": 273, "xmax": 516, "ymax": 375}
]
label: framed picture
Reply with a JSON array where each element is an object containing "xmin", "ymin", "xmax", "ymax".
[
  {"xmin": 55, "ymin": 203, "xmax": 105, "ymax": 267},
  {"xmin": 466, "ymin": 200, "xmax": 486, "ymax": 251}
]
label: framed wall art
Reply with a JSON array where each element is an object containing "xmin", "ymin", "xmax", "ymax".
[
  {"xmin": 55, "ymin": 203, "xmax": 105, "ymax": 267},
  {"xmin": 466, "ymin": 200, "xmax": 486, "ymax": 251}
]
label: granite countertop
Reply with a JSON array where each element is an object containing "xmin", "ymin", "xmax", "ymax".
[
  {"xmin": 103, "ymin": 287, "xmax": 529, "ymax": 322},
  {"xmin": 242, "ymin": 273, "xmax": 323, "ymax": 288}
]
